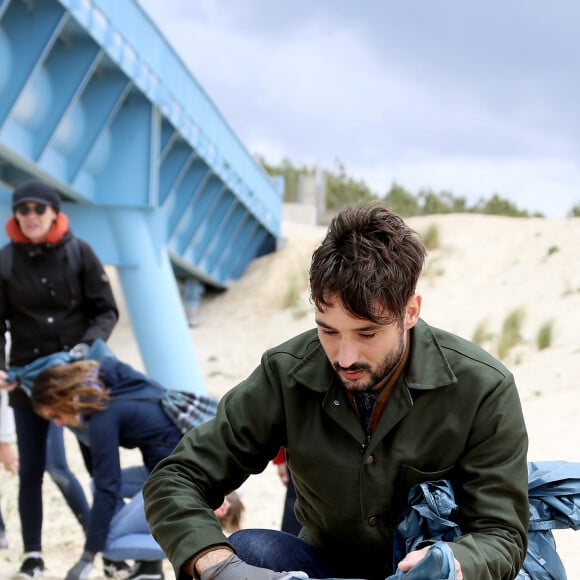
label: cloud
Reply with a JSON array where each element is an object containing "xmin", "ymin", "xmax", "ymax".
[{"xmin": 138, "ymin": 0, "xmax": 580, "ymax": 217}]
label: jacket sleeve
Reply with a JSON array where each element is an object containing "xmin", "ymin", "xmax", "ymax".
[
  {"xmin": 272, "ymin": 447, "xmax": 286, "ymax": 465},
  {"xmin": 0, "ymin": 248, "xmax": 8, "ymax": 369},
  {"xmin": 76, "ymin": 239, "xmax": 119, "ymax": 344},
  {"xmin": 0, "ymin": 391, "xmax": 16, "ymax": 442},
  {"xmin": 447, "ymin": 373, "xmax": 529, "ymax": 579},
  {"xmin": 143, "ymin": 357, "xmax": 285, "ymax": 577}
]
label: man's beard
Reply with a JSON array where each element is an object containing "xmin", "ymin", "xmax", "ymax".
[{"xmin": 334, "ymin": 326, "xmax": 406, "ymax": 393}]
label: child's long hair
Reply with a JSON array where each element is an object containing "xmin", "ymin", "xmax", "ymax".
[
  {"xmin": 31, "ymin": 360, "xmax": 110, "ymax": 415},
  {"xmin": 218, "ymin": 491, "xmax": 245, "ymax": 533}
]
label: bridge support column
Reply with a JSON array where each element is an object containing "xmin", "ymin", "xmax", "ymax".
[
  {"xmin": 182, "ymin": 278, "xmax": 205, "ymax": 327},
  {"xmin": 109, "ymin": 207, "xmax": 206, "ymax": 394}
]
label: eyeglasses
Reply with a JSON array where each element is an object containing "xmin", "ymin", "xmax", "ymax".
[{"xmin": 15, "ymin": 203, "xmax": 48, "ymax": 216}]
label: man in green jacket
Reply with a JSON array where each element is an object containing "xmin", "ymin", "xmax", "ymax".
[{"xmin": 143, "ymin": 203, "xmax": 529, "ymax": 580}]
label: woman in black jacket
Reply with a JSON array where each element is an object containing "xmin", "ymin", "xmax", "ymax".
[{"xmin": 0, "ymin": 180, "xmax": 119, "ymax": 579}]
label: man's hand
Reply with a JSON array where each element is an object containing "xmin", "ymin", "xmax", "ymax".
[
  {"xmin": 398, "ymin": 545, "xmax": 463, "ymax": 580},
  {"xmin": 197, "ymin": 552, "xmax": 308, "ymax": 580},
  {"xmin": 276, "ymin": 462, "xmax": 289, "ymax": 486},
  {"xmin": 65, "ymin": 551, "xmax": 95, "ymax": 580}
]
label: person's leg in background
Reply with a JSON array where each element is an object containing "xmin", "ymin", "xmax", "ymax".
[
  {"xmin": 281, "ymin": 469, "xmax": 301, "ymax": 536},
  {"xmin": 0, "ymin": 503, "xmax": 8, "ymax": 548},
  {"xmin": 230, "ymin": 529, "xmax": 336, "ymax": 579},
  {"xmin": 13, "ymin": 407, "xmax": 50, "ymax": 577},
  {"xmin": 103, "ymin": 491, "xmax": 165, "ymax": 580},
  {"xmin": 45, "ymin": 422, "xmax": 91, "ymax": 531},
  {"xmin": 98, "ymin": 466, "xmax": 151, "ymax": 579},
  {"xmin": 119, "ymin": 465, "xmax": 149, "ymax": 500}
]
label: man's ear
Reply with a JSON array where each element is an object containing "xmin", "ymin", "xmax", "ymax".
[{"xmin": 404, "ymin": 294, "xmax": 422, "ymax": 330}]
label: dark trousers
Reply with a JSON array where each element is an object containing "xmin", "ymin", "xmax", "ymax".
[
  {"xmin": 14, "ymin": 407, "xmax": 90, "ymax": 551},
  {"xmin": 281, "ymin": 473, "xmax": 301, "ymax": 535}
]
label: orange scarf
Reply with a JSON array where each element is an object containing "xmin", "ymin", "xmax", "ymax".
[{"xmin": 4, "ymin": 212, "xmax": 70, "ymax": 244}]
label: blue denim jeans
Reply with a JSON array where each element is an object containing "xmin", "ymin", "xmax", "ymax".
[
  {"xmin": 230, "ymin": 529, "xmax": 383, "ymax": 580},
  {"xmin": 95, "ymin": 466, "xmax": 164, "ymax": 562},
  {"xmin": 230, "ymin": 531, "xmax": 457, "ymax": 580},
  {"xmin": 14, "ymin": 407, "xmax": 90, "ymax": 551},
  {"xmin": 103, "ymin": 491, "xmax": 165, "ymax": 562}
]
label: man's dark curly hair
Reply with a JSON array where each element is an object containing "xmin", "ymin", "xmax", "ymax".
[{"xmin": 309, "ymin": 202, "xmax": 426, "ymax": 324}]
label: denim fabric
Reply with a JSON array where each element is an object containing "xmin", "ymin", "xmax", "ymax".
[
  {"xmin": 118, "ymin": 465, "xmax": 150, "ymax": 499},
  {"xmin": 235, "ymin": 462, "xmax": 580, "ymax": 580},
  {"xmin": 89, "ymin": 465, "xmax": 163, "ymax": 562},
  {"xmin": 6, "ymin": 339, "xmax": 114, "ymax": 395},
  {"xmin": 231, "ymin": 530, "xmax": 457, "ymax": 580},
  {"xmin": 46, "ymin": 422, "xmax": 91, "ymax": 529},
  {"xmin": 393, "ymin": 465, "xmax": 580, "ymax": 580},
  {"xmin": 516, "ymin": 460, "xmax": 580, "ymax": 580},
  {"xmin": 13, "ymin": 407, "xmax": 90, "ymax": 551},
  {"xmin": 285, "ymin": 543, "xmax": 456, "ymax": 580},
  {"xmin": 230, "ymin": 529, "xmax": 347, "ymax": 579},
  {"xmin": 103, "ymin": 492, "xmax": 165, "ymax": 562},
  {"xmin": 392, "ymin": 480, "xmax": 461, "ymax": 568},
  {"xmin": 7, "ymin": 352, "xmax": 73, "ymax": 395},
  {"xmin": 393, "ymin": 466, "xmax": 580, "ymax": 580}
]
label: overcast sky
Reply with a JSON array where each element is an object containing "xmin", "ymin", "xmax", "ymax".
[{"xmin": 138, "ymin": 0, "xmax": 579, "ymax": 217}]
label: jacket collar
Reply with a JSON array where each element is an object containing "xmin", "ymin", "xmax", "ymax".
[
  {"xmin": 288, "ymin": 332, "xmax": 335, "ymax": 393},
  {"xmin": 288, "ymin": 318, "xmax": 457, "ymax": 394},
  {"xmin": 403, "ymin": 318, "xmax": 458, "ymax": 391}
]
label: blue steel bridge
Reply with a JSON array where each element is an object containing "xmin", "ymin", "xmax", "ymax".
[{"xmin": 0, "ymin": 0, "xmax": 284, "ymax": 393}]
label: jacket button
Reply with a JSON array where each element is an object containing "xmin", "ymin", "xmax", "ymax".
[
  {"xmin": 47, "ymin": 317, "xmax": 54, "ymax": 324},
  {"xmin": 333, "ymin": 399, "xmax": 340, "ymax": 406},
  {"xmin": 368, "ymin": 516, "xmax": 379, "ymax": 527},
  {"xmin": 41, "ymin": 277, "xmax": 47, "ymax": 284},
  {"xmin": 365, "ymin": 455, "xmax": 375, "ymax": 465}
]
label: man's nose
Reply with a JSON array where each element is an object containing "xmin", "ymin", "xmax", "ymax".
[{"xmin": 337, "ymin": 339, "xmax": 359, "ymax": 368}]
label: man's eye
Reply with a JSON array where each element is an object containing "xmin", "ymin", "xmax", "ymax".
[
  {"xmin": 319, "ymin": 328, "xmax": 336, "ymax": 336},
  {"xmin": 361, "ymin": 333, "xmax": 377, "ymax": 339}
]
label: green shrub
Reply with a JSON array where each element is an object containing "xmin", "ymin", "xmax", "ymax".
[
  {"xmin": 282, "ymin": 271, "xmax": 308, "ymax": 309},
  {"xmin": 422, "ymin": 255, "xmax": 445, "ymax": 285},
  {"xmin": 497, "ymin": 307, "xmax": 526, "ymax": 359},
  {"xmin": 421, "ymin": 223, "xmax": 441, "ymax": 251},
  {"xmin": 536, "ymin": 320, "xmax": 554, "ymax": 350},
  {"xmin": 472, "ymin": 319, "xmax": 493, "ymax": 346}
]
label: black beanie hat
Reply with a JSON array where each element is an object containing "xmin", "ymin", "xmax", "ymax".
[{"xmin": 12, "ymin": 180, "xmax": 61, "ymax": 212}]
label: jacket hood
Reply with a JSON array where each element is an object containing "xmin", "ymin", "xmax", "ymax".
[{"xmin": 5, "ymin": 212, "xmax": 70, "ymax": 244}]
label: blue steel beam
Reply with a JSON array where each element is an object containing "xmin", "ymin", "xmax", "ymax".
[
  {"xmin": 31, "ymin": 36, "xmax": 101, "ymax": 161},
  {"xmin": 0, "ymin": 0, "xmax": 284, "ymax": 392}
]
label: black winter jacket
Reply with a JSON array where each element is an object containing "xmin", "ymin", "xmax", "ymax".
[{"xmin": 0, "ymin": 227, "xmax": 119, "ymax": 407}]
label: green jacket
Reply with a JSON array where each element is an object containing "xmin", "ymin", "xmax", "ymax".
[{"xmin": 143, "ymin": 319, "xmax": 529, "ymax": 580}]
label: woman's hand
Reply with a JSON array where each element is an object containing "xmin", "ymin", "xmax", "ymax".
[
  {"xmin": 0, "ymin": 370, "xmax": 17, "ymax": 391},
  {"xmin": 0, "ymin": 442, "xmax": 18, "ymax": 474}
]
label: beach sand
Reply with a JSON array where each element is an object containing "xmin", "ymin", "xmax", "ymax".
[{"xmin": 1, "ymin": 214, "xmax": 578, "ymax": 578}]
